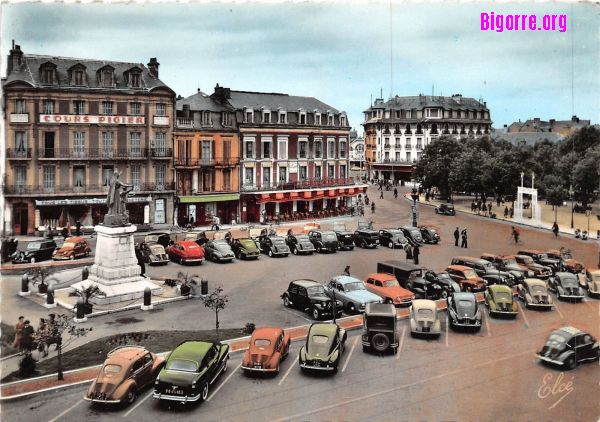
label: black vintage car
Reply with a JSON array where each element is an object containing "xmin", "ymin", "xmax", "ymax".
[
  {"xmin": 377, "ymin": 261, "xmax": 458, "ymax": 299},
  {"xmin": 434, "ymin": 203, "xmax": 455, "ymax": 216},
  {"xmin": 12, "ymin": 239, "xmax": 57, "ymax": 264},
  {"xmin": 203, "ymin": 240, "xmax": 235, "ymax": 263},
  {"xmin": 399, "ymin": 226, "xmax": 424, "ymax": 246},
  {"xmin": 308, "ymin": 230, "xmax": 339, "ymax": 253},
  {"xmin": 153, "ymin": 340, "xmax": 229, "ymax": 404},
  {"xmin": 230, "ymin": 238, "xmax": 260, "ymax": 260},
  {"xmin": 446, "ymin": 292, "xmax": 482, "ymax": 331},
  {"xmin": 377, "ymin": 261, "xmax": 424, "ymax": 289},
  {"xmin": 281, "ymin": 279, "xmax": 343, "ymax": 320},
  {"xmin": 378, "ymin": 229, "xmax": 409, "ymax": 249},
  {"xmin": 258, "ymin": 235, "xmax": 290, "ymax": 257},
  {"xmin": 361, "ymin": 303, "xmax": 398, "ymax": 354},
  {"xmin": 332, "ymin": 223, "xmax": 355, "ymax": 251},
  {"xmin": 353, "ymin": 229, "xmax": 379, "ymax": 248},
  {"xmin": 537, "ymin": 326, "xmax": 599, "ymax": 370},
  {"xmin": 517, "ymin": 250, "xmax": 561, "ymax": 273},
  {"xmin": 419, "ymin": 227, "xmax": 440, "ymax": 244},
  {"xmin": 547, "ymin": 272, "xmax": 585, "ymax": 302},
  {"xmin": 286, "ymin": 233, "xmax": 316, "ymax": 255},
  {"xmin": 451, "ymin": 256, "xmax": 516, "ymax": 286}
]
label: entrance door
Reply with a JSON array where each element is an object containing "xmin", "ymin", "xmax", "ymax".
[{"xmin": 14, "ymin": 204, "xmax": 28, "ymax": 235}]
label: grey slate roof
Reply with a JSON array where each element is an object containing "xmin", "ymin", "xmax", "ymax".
[
  {"xmin": 490, "ymin": 130, "xmax": 564, "ymax": 146},
  {"xmin": 4, "ymin": 53, "xmax": 172, "ymax": 93},
  {"xmin": 226, "ymin": 90, "xmax": 341, "ymax": 114},
  {"xmin": 176, "ymin": 90, "xmax": 232, "ymax": 112},
  {"xmin": 366, "ymin": 95, "xmax": 487, "ymax": 112}
]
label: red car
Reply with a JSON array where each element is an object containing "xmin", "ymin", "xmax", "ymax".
[
  {"xmin": 167, "ymin": 240, "xmax": 205, "ymax": 265},
  {"xmin": 364, "ymin": 273, "xmax": 415, "ymax": 306},
  {"xmin": 446, "ymin": 265, "xmax": 487, "ymax": 292},
  {"xmin": 241, "ymin": 327, "xmax": 290, "ymax": 374}
]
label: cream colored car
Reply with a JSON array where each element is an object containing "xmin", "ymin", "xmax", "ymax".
[
  {"xmin": 584, "ymin": 269, "xmax": 600, "ymax": 298},
  {"xmin": 409, "ymin": 299, "xmax": 441, "ymax": 337}
]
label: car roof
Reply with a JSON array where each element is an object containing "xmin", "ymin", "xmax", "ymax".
[
  {"xmin": 309, "ymin": 323, "xmax": 338, "ymax": 337},
  {"xmin": 556, "ymin": 272, "xmax": 576, "ymax": 278},
  {"xmin": 552, "ymin": 326, "xmax": 585, "ymax": 340},
  {"xmin": 453, "ymin": 256, "xmax": 484, "ymax": 262},
  {"xmin": 106, "ymin": 346, "xmax": 149, "ymax": 365},
  {"xmin": 170, "ymin": 341, "xmax": 216, "ymax": 362},
  {"xmin": 524, "ymin": 278, "xmax": 546, "ymax": 287},
  {"xmin": 331, "ymin": 275, "xmax": 362, "ymax": 285},
  {"xmin": 412, "ymin": 299, "xmax": 437, "ymax": 310},
  {"xmin": 378, "ymin": 260, "xmax": 420, "ymax": 270},
  {"xmin": 480, "ymin": 253, "xmax": 498, "ymax": 258},
  {"xmin": 381, "ymin": 228, "xmax": 402, "ymax": 233},
  {"xmin": 212, "ymin": 239, "xmax": 230, "ymax": 245},
  {"xmin": 489, "ymin": 284, "xmax": 513, "ymax": 294},
  {"xmin": 65, "ymin": 236, "xmax": 86, "ymax": 243},
  {"xmin": 452, "ymin": 292, "xmax": 476, "ymax": 301},
  {"xmin": 251, "ymin": 327, "xmax": 283, "ymax": 342},
  {"xmin": 518, "ymin": 249, "xmax": 543, "ymax": 254},
  {"xmin": 178, "ymin": 240, "xmax": 200, "ymax": 247},
  {"xmin": 291, "ymin": 279, "xmax": 321, "ymax": 288},
  {"xmin": 365, "ymin": 302, "xmax": 397, "ymax": 316},
  {"xmin": 366, "ymin": 273, "xmax": 396, "ymax": 281},
  {"xmin": 447, "ymin": 265, "xmax": 472, "ymax": 271}
]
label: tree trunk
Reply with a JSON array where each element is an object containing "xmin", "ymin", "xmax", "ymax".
[{"xmin": 57, "ymin": 339, "xmax": 63, "ymax": 380}]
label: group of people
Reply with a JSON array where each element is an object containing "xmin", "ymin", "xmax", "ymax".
[
  {"xmin": 453, "ymin": 227, "xmax": 469, "ymax": 248},
  {"xmin": 12, "ymin": 314, "xmax": 59, "ymax": 358},
  {"xmin": 404, "ymin": 243, "xmax": 421, "ymax": 265},
  {"xmin": 43, "ymin": 219, "xmax": 83, "ymax": 240}
]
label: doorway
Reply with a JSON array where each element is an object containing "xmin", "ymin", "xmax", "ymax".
[{"xmin": 13, "ymin": 203, "xmax": 29, "ymax": 235}]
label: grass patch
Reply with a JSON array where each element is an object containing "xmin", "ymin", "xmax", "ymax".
[
  {"xmin": 1, "ymin": 322, "xmax": 17, "ymax": 357},
  {"xmin": 1, "ymin": 328, "xmax": 244, "ymax": 383}
]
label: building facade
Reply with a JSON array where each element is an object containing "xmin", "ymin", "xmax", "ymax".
[
  {"xmin": 362, "ymin": 94, "xmax": 492, "ymax": 181},
  {"xmin": 507, "ymin": 115, "xmax": 590, "ymax": 138},
  {"xmin": 2, "ymin": 44, "xmax": 176, "ymax": 235},
  {"xmin": 173, "ymin": 87, "xmax": 240, "ymax": 226},
  {"xmin": 348, "ymin": 130, "xmax": 365, "ymax": 169}
]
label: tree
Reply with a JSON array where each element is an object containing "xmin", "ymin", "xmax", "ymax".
[
  {"xmin": 52, "ymin": 314, "xmax": 92, "ymax": 380},
  {"xmin": 414, "ymin": 136, "xmax": 463, "ymax": 200},
  {"xmin": 202, "ymin": 286, "xmax": 229, "ymax": 338},
  {"xmin": 573, "ymin": 146, "xmax": 600, "ymax": 206},
  {"xmin": 27, "ymin": 267, "xmax": 57, "ymax": 293}
]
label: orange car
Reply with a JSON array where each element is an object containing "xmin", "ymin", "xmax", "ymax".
[
  {"xmin": 241, "ymin": 327, "xmax": 290, "ymax": 374},
  {"xmin": 84, "ymin": 345, "xmax": 164, "ymax": 406},
  {"xmin": 52, "ymin": 236, "xmax": 91, "ymax": 260},
  {"xmin": 446, "ymin": 265, "xmax": 487, "ymax": 292},
  {"xmin": 364, "ymin": 273, "xmax": 415, "ymax": 306}
]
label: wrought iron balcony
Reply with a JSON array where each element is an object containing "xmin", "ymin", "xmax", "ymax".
[
  {"xmin": 37, "ymin": 148, "xmax": 149, "ymax": 159},
  {"xmin": 174, "ymin": 157, "xmax": 240, "ymax": 167},
  {"xmin": 240, "ymin": 177, "xmax": 357, "ymax": 192},
  {"xmin": 150, "ymin": 147, "xmax": 173, "ymax": 158},
  {"xmin": 6, "ymin": 148, "xmax": 31, "ymax": 159}
]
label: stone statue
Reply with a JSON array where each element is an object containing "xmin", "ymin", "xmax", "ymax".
[{"xmin": 103, "ymin": 170, "xmax": 133, "ymax": 226}]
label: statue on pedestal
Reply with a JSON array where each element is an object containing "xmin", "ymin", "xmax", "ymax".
[{"xmin": 103, "ymin": 170, "xmax": 133, "ymax": 227}]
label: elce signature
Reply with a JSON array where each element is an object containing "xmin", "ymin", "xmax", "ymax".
[{"xmin": 537, "ymin": 372, "xmax": 574, "ymax": 410}]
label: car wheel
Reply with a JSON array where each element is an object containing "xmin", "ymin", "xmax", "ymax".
[
  {"xmin": 371, "ymin": 333, "xmax": 390, "ymax": 352},
  {"xmin": 200, "ymin": 382, "xmax": 209, "ymax": 402},
  {"xmin": 441, "ymin": 290, "xmax": 449, "ymax": 299},
  {"xmin": 126, "ymin": 388, "xmax": 137, "ymax": 405},
  {"xmin": 234, "ymin": 251, "xmax": 240, "ymax": 259},
  {"xmin": 283, "ymin": 295, "xmax": 291, "ymax": 307},
  {"xmin": 361, "ymin": 240, "xmax": 367, "ymax": 248},
  {"xmin": 312, "ymin": 307, "xmax": 321, "ymax": 320},
  {"xmin": 292, "ymin": 247, "xmax": 298, "ymax": 255},
  {"xmin": 347, "ymin": 303, "xmax": 357, "ymax": 314},
  {"xmin": 388, "ymin": 241, "xmax": 394, "ymax": 249},
  {"xmin": 435, "ymin": 209, "xmax": 439, "ymax": 214},
  {"xmin": 30, "ymin": 257, "xmax": 36, "ymax": 264},
  {"xmin": 566, "ymin": 355, "xmax": 577, "ymax": 370},
  {"xmin": 268, "ymin": 249, "xmax": 273, "ymax": 257}
]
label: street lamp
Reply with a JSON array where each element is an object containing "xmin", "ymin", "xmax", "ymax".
[
  {"xmin": 586, "ymin": 210, "xmax": 591, "ymax": 233},
  {"xmin": 569, "ymin": 184, "xmax": 574, "ymax": 229}
]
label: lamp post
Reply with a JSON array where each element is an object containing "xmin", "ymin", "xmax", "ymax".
[
  {"xmin": 410, "ymin": 189, "xmax": 419, "ymax": 227},
  {"xmin": 586, "ymin": 210, "xmax": 591, "ymax": 233},
  {"xmin": 569, "ymin": 184, "xmax": 574, "ymax": 229}
]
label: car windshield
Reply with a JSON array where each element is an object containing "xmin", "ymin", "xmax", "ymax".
[
  {"xmin": 463, "ymin": 269, "xmax": 478, "ymax": 279},
  {"xmin": 323, "ymin": 233, "xmax": 337, "ymax": 241},
  {"xmin": 26, "ymin": 242, "xmax": 42, "ymax": 250},
  {"xmin": 254, "ymin": 339, "xmax": 271, "ymax": 348},
  {"xmin": 166, "ymin": 359, "xmax": 198, "ymax": 372},
  {"xmin": 103, "ymin": 364, "xmax": 122, "ymax": 374},
  {"xmin": 457, "ymin": 299, "xmax": 476, "ymax": 314},
  {"xmin": 493, "ymin": 291, "xmax": 512, "ymax": 301},
  {"xmin": 150, "ymin": 244, "xmax": 165, "ymax": 254},
  {"xmin": 388, "ymin": 229, "xmax": 402, "ymax": 235},
  {"xmin": 61, "ymin": 242, "xmax": 76, "ymax": 249},
  {"xmin": 438, "ymin": 273, "xmax": 452, "ymax": 282},
  {"xmin": 307, "ymin": 286, "xmax": 325, "ymax": 295},
  {"xmin": 521, "ymin": 256, "xmax": 534, "ymax": 264},
  {"xmin": 345, "ymin": 282, "xmax": 365, "ymax": 292},
  {"xmin": 538, "ymin": 253, "xmax": 549, "ymax": 260},
  {"xmin": 504, "ymin": 258, "xmax": 518, "ymax": 265},
  {"xmin": 240, "ymin": 239, "xmax": 257, "ymax": 249},
  {"xmin": 333, "ymin": 223, "xmax": 347, "ymax": 232},
  {"xmin": 482, "ymin": 261, "xmax": 495, "ymax": 269},
  {"xmin": 530, "ymin": 285, "xmax": 546, "ymax": 294},
  {"xmin": 560, "ymin": 276, "xmax": 578, "ymax": 287},
  {"xmin": 366, "ymin": 315, "xmax": 394, "ymax": 329},
  {"xmin": 383, "ymin": 279, "xmax": 399, "ymax": 287},
  {"xmin": 409, "ymin": 229, "xmax": 420, "ymax": 236},
  {"xmin": 546, "ymin": 333, "xmax": 567, "ymax": 349},
  {"xmin": 214, "ymin": 241, "xmax": 230, "ymax": 250}
]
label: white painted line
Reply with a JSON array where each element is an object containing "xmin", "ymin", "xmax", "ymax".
[
  {"xmin": 206, "ymin": 361, "xmax": 241, "ymax": 402},
  {"xmin": 122, "ymin": 390, "xmax": 153, "ymax": 418},
  {"xmin": 342, "ymin": 336, "xmax": 359, "ymax": 372},
  {"xmin": 484, "ymin": 313, "xmax": 492, "ymax": 337},
  {"xmin": 278, "ymin": 355, "xmax": 299, "ymax": 386},
  {"xmin": 517, "ymin": 302, "xmax": 530, "ymax": 328},
  {"xmin": 48, "ymin": 398, "xmax": 84, "ymax": 422},
  {"xmin": 554, "ymin": 302, "xmax": 565, "ymax": 319},
  {"xmin": 445, "ymin": 316, "xmax": 449, "ymax": 347},
  {"xmin": 396, "ymin": 326, "xmax": 407, "ymax": 360},
  {"xmin": 269, "ymin": 349, "xmax": 534, "ymax": 422}
]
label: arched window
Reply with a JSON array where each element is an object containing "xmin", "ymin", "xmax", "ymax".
[
  {"xmin": 39, "ymin": 62, "xmax": 57, "ymax": 85},
  {"xmin": 405, "ymin": 124, "xmax": 412, "ymax": 134}
]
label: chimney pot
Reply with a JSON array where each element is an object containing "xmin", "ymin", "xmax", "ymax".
[{"xmin": 147, "ymin": 57, "xmax": 159, "ymax": 78}]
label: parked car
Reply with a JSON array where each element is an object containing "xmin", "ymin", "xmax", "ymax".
[
  {"xmin": 231, "ymin": 238, "xmax": 260, "ymax": 260},
  {"xmin": 285, "ymin": 233, "xmax": 316, "ymax": 255},
  {"xmin": 166, "ymin": 240, "xmax": 205, "ymax": 265},
  {"xmin": 364, "ymin": 273, "xmax": 415, "ymax": 307},
  {"xmin": 517, "ymin": 249, "xmax": 561, "ymax": 273},
  {"xmin": 299, "ymin": 323, "xmax": 347, "ymax": 373},
  {"xmin": 517, "ymin": 279, "xmax": 554, "ymax": 309},
  {"xmin": 484, "ymin": 285, "xmax": 518, "ymax": 318},
  {"xmin": 203, "ymin": 240, "xmax": 235, "ymax": 263},
  {"xmin": 377, "ymin": 261, "xmax": 458, "ymax": 299},
  {"xmin": 12, "ymin": 239, "xmax": 57, "ymax": 264},
  {"xmin": 332, "ymin": 222, "xmax": 355, "ymax": 251},
  {"xmin": 308, "ymin": 230, "xmax": 339, "ymax": 253},
  {"xmin": 446, "ymin": 292, "xmax": 482, "ymax": 330},
  {"xmin": 144, "ymin": 232, "xmax": 171, "ymax": 249},
  {"xmin": 547, "ymin": 272, "xmax": 585, "ymax": 302},
  {"xmin": 153, "ymin": 341, "xmax": 229, "ymax": 404},
  {"xmin": 353, "ymin": 229, "xmax": 380, "ymax": 248},
  {"xmin": 52, "ymin": 236, "xmax": 91, "ymax": 260},
  {"xmin": 258, "ymin": 235, "xmax": 290, "ymax": 257},
  {"xmin": 480, "ymin": 253, "xmax": 530, "ymax": 281},
  {"xmin": 445, "ymin": 265, "xmax": 487, "ymax": 292},
  {"xmin": 409, "ymin": 299, "xmax": 442, "ymax": 338},
  {"xmin": 362, "ymin": 303, "xmax": 398, "ymax": 353},
  {"xmin": 537, "ymin": 326, "xmax": 599, "ymax": 370},
  {"xmin": 324, "ymin": 276, "xmax": 382, "ymax": 314},
  {"xmin": 281, "ymin": 279, "xmax": 343, "ymax": 320},
  {"xmin": 434, "ymin": 203, "xmax": 455, "ymax": 216},
  {"xmin": 546, "ymin": 249, "xmax": 584, "ymax": 273},
  {"xmin": 451, "ymin": 256, "xmax": 516, "ymax": 286},
  {"xmin": 378, "ymin": 229, "xmax": 409, "ymax": 249},
  {"xmin": 582, "ymin": 269, "xmax": 600, "ymax": 297},
  {"xmin": 241, "ymin": 327, "xmax": 290, "ymax": 374},
  {"xmin": 143, "ymin": 242, "xmax": 169, "ymax": 265},
  {"xmin": 376, "ymin": 260, "xmax": 424, "ymax": 289},
  {"xmin": 422, "ymin": 271, "xmax": 462, "ymax": 299},
  {"xmin": 399, "ymin": 226, "xmax": 424, "ymax": 245},
  {"xmin": 513, "ymin": 255, "xmax": 552, "ymax": 279},
  {"xmin": 419, "ymin": 227, "xmax": 440, "ymax": 244},
  {"xmin": 85, "ymin": 346, "xmax": 165, "ymax": 406}
]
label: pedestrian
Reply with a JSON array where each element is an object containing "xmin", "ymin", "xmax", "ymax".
[
  {"xmin": 36, "ymin": 318, "xmax": 49, "ymax": 357},
  {"xmin": 394, "ymin": 188, "xmax": 398, "ymax": 199},
  {"xmin": 425, "ymin": 191, "xmax": 429, "ymax": 201},
  {"xmin": 511, "ymin": 226, "xmax": 520, "ymax": 244},
  {"xmin": 454, "ymin": 227, "xmax": 460, "ymax": 247},
  {"xmin": 404, "ymin": 243, "xmax": 413, "ymax": 261},
  {"xmin": 496, "ymin": 197, "xmax": 501, "ymax": 207},
  {"xmin": 471, "ymin": 201, "xmax": 476, "ymax": 213},
  {"xmin": 487, "ymin": 203, "xmax": 492, "ymax": 216},
  {"xmin": 460, "ymin": 228, "xmax": 468, "ymax": 248},
  {"xmin": 61, "ymin": 226, "xmax": 69, "ymax": 239},
  {"xmin": 380, "ymin": 190, "xmax": 383, "ymax": 199},
  {"xmin": 504, "ymin": 206, "xmax": 509, "ymax": 218},
  {"xmin": 371, "ymin": 202, "xmax": 375, "ymax": 214},
  {"xmin": 365, "ymin": 195, "xmax": 370, "ymax": 206},
  {"xmin": 509, "ymin": 207, "xmax": 514, "ymax": 218},
  {"xmin": 75, "ymin": 219, "xmax": 81, "ymax": 236},
  {"xmin": 552, "ymin": 222, "xmax": 559, "ymax": 238},
  {"xmin": 134, "ymin": 243, "xmax": 146, "ymax": 277},
  {"xmin": 343, "ymin": 266, "xmax": 351, "ymax": 276},
  {"xmin": 12, "ymin": 316, "xmax": 25, "ymax": 352},
  {"xmin": 360, "ymin": 206, "xmax": 365, "ymax": 217},
  {"xmin": 21, "ymin": 320, "xmax": 34, "ymax": 353},
  {"xmin": 412, "ymin": 245, "xmax": 420, "ymax": 265}
]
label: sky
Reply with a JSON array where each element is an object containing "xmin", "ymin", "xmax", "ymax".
[{"xmin": 1, "ymin": 1, "xmax": 598, "ymax": 132}]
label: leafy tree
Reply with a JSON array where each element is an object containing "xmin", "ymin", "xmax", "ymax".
[
  {"xmin": 573, "ymin": 146, "xmax": 600, "ymax": 206},
  {"xmin": 52, "ymin": 314, "xmax": 93, "ymax": 380},
  {"xmin": 202, "ymin": 286, "xmax": 229, "ymax": 338},
  {"xmin": 414, "ymin": 136, "xmax": 463, "ymax": 200}
]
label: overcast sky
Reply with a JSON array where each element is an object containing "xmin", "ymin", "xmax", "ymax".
[{"xmin": 1, "ymin": 2, "xmax": 598, "ymax": 131}]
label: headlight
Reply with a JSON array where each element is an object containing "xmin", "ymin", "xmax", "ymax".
[{"xmin": 191, "ymin": 381, "xmax": 196, "ymax": 388}]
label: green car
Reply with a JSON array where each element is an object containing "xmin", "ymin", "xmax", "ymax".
[
  {"xmin": 299, "ymin": 323, "xmax": 347, "ymax": 373},
  {"xmin": 231, "ymin": 238, "xmax": 260, "ymax": 260},
  {"xmin": 153, "ymin": 341, "xmax": 229, "ymax": 404},
  {"xmin": 484, "ymin": 284, "xmax": 518, "ymax": 318}
]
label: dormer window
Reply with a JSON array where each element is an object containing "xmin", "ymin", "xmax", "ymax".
[
  {"xmin": 315, "ymin": 112, "xmax": 321, "ymax": 125},
  {"xmin": 201, "ymin": 111, "xmax": 211, "ymax": 126},
  {"xmin": 299, "ymin": 110, "xmax": 306, "ymax": 125},
  {"xmin": 221, "ymin": 112, "xmax": 231, "ymax": 126},
  {"xmin": 68, "ymin": 64, "xmax": 87, "ymax": 86},
  {"xmin": 98, "ymin": 66, "xmax": 115, "ymax": 88},
  {"xmin": 328, "ymin": 114, "xmax": 334, "ymax": 126},
  {"xmin": 131, "ymin": 72, "xmax": 141, "ymax": 88},
  {"xmin": 340, "ymin": 115, "xmax": 347, "ymax": 127},
  {"xmin": 278, "ymin": 110, "xmax": 287, "ymax": 124},
  {"xmin": 245, "ymin": 109, "xmax": 254, "ymax": 123},
  {"xmin": 40, "ymin": 63, "xmax": 57, "ymax": 85},
  {"xmin": 262, "ymin": 109, "xmax": 271, "ymax": 124}
]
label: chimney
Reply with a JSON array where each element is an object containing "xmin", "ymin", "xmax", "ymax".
[
  {"xmin": 549, "ymin": 119, "xmax": 556, "ymax": 125},
  {"xmin": 452, "ymin": 94, "xmax": 462, "ymax": 104},
  {"xmin": 147, "ymin": 58, "xmax": 159, "ymax": 78},
  {"xmin": 182, "ymin": 104, "xmax": 190, "ymax": 119},
  {"xmin": 7, "ymin": 41, "xmax": 23, "ymax": 75},
  {"xmin": 571, "ymin": 115, "xmax": 579, "ymax": 123},
  {"xmin": 213, "ymin": 84, "xmax": 231, "ymax": 103}
]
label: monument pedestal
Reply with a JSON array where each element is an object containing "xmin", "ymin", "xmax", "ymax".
[{"xmin": 71, "ymin": 224, "xmax": 162, "ymax": 305}]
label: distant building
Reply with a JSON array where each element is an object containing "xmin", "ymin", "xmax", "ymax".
[
  {"xmin": 362, "ymin": 94, "xmax": 491, "ymax": 181},
  {"xmin": 490, "ymin": 127, "xmax": 563, "ymax": 146},
  {"xmin": 348, "ymin": 130, "xmax": 365, "ymax": 168},
  {"xmin": 507, "ymin": 115, "xmax": 590, "ymax": 138},
  {"xmin": 2, "ymin": 43, "xmax": 176, "ymax": 235}
]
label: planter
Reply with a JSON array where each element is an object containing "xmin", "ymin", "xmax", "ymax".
[
  {"xmin": 38, "ymin": 284, "xmax": 48, "ymax": 294},
  {"xmin": 180, "ymin": 285, "xmax": 191, "ymax": 296},
  {"xmin": 82, "ymin": 302, "xmax": 93, "ymax": 315}
]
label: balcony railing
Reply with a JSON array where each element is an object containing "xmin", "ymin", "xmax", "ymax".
[
  {"xmin": 150, "ymin": 147, "xmax": 173, "ymax": 158},
  {"xmin": 377, "ymin": 159, "xmax": 416, "ymax": 165},
  {"xmin": 175, "ymin": 157, "xmax": 240, "ymax": 167},
  {"xmin": 241, "ymin": 177, "xmax": 357, "ymax": 192},
  {"xmin": 4, "ymin": 181, "xmax": 175, "ymax": 196},
  {"xmin": 6, "ymin": 148, "xmax": 31, "ymax": 159},
  {"xmin": 37, "ymin": 148, "xmax": 149, "ymax": 159},
  {"xmin": 176, "ymin": 118, "xmax": 194, "ymax": 129},
  {"xmin": 384, "ymin": 144, "xmax": 391, "ymax": 149}
]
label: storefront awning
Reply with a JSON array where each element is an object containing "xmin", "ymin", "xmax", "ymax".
[
  {"xmin": 179, "ymin": 193, "xmax": 240, "ymax": 204},
  {"xmin": 35, "ymin": 197, "xmax": 150, "ymax": 206}
]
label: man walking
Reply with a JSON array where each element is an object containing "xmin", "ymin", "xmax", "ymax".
[
  {"xmin": 552, "ymin": 222, "xmax": 559, "ymax": 238},
  {"xmin": 412, "ymin": 244, "xmax": 420, "ymax": 265},
  {"xmin": 511, "ymin": 226, "xmax": 520, "ymax": 243},
  {"xmin": 454, "ymin": 227, "xmax": 460, "ymax": 247},
  {"xmin": 460, "ymin": 228, "xmax": 468, "ymax": 248},
  {"xmin": 380, "ymin": 190, "xmax": 383, "ymax": 199},
  {"xmin": 343, "ymin": 266, "xmax": 351, "ymax": 276},
  {"xmin": 393, "ymin": 188, "xmax": 398, "ymax": 199}
]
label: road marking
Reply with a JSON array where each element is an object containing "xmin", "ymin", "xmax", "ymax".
[
  {"xmin": 48, "ymin": 398, "xmax": 84, "ymax": 422},
  {"xmin": 517, "ymin": 302, "xmax": 530, "ymax": 328},
  {"xmin": 122, "ymin": 390, "xmax": 153, "ymax": 418},
  {"xmin": 282, "ymin": 307, "xmax": 313, "ymax": 323},
  {"xmin": 278, "ymin": 355, "xmax": 299, "ymax": 386},
  {"xmin": 554, "ymin": 302, "xmax": 564, "ymax": 319},
  {"xmin": 484, "ymin": 313, "xmax": 492, "ymax": 337},
  {"xmin": 342, "ymin": 336, "xmax": 359, "ymax": 372},
  {"xmin": 396, "ymin": 326, "xmax": 406, "ymax": 360},
  {"xmin": 206, "ymin": 361, "xmax": 241, "ymax": 402},
  {"xmin": 269, "ymin": 349, "xmax": 534, "ymax": 422},
  {"xmin": 445, "ymin": 316, "xmax": 449, "ymax": 347}
]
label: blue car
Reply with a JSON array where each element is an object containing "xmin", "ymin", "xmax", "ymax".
[{"xmin": 324, "ymin": 276, "xmax": 382, "ymax": 314}]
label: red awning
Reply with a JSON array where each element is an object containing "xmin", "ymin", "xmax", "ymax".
[
  {"xmin": 275, "ymin": 193, "xmax": 284, "ymax": 200},
  {"xmin": 303, "ymin": 191, "xmax": 313, "ymax": 199},
  {"xmin": 348, "ymin": 188, "xmax": 355, "ymax": 195},
  {"xmin": 315, "ymin": 190, "xmax": 324, "ymax": 198},
  {"xmin": 327, "ymin": 189, "xmax": 336, "ymax": 197},
  {"xmin": 290, "ymin": 192, "xmax": 299, "ymax": 198},
  {"xmin": 260, "ymin": 193, "xmax": 270, "ymax": 200}
]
